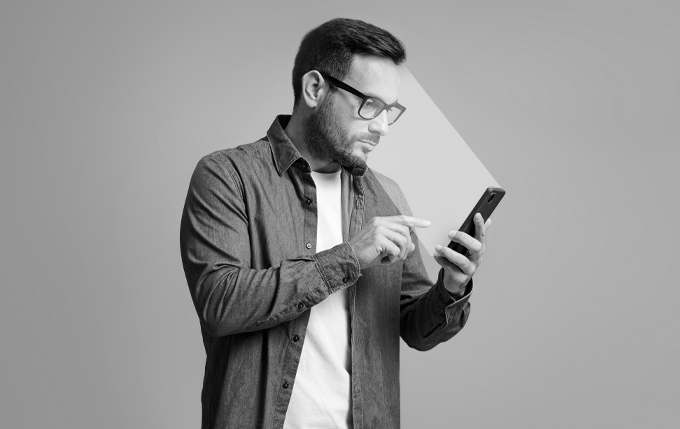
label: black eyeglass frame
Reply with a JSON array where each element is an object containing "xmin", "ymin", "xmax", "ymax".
[{"xmin": 319, "ymin": 71, "xmax": 406, "ymax": 125}]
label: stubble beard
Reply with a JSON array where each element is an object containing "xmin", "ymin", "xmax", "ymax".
[{"xmin": 303, "ymin": 94, "xmax": 369, "ymax": 175}]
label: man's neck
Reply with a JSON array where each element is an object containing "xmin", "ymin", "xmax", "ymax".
[{"xmin": 284, "ymin": 112, "xmax": 341, "ymax": 174}]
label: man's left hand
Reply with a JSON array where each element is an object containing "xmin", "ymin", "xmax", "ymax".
[{"xmin": 433, "ymin": 213, "xmax": 491, "ymax": 297}]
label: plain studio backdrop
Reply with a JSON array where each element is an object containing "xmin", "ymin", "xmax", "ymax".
[{"xmin": 1, "ymin": 1, "xmax": 679, "ymax": 428}]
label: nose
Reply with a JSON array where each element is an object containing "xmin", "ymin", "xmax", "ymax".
[{"xmin": 367, "ymin": 110, "xmax": 389, "ymax": 137}]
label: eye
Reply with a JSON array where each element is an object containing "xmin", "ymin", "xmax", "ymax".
[{"xmin": 360, "ymin": 98, "xmax": 385, "ymax": 118}]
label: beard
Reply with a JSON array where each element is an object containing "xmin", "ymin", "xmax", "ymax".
[{"xmin": 303, "ymin": 94, "xmax": 374, "ymax": 175}]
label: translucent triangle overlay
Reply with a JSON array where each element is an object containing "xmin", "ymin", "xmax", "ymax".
[{"xmin": 368, "ymin": 67, "xmax": 500, "ymax": 281}]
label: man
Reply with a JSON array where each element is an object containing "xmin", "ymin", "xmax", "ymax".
[{"xmin": 180, "ymin": 18, "xmax": 490, "ymax": 429}]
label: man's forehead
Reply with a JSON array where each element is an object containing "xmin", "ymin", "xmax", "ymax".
[{"xmin": 344, "ymin": 55, "xmax": 401, "ymax": 103}]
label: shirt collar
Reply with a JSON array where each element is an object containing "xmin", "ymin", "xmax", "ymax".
[
  {"xmin": 266, "ymin": 114, "xmax": 367, "ymax": 177},
  {"xmin": 267, "ymin": 115, "xmax": 304, "ymax": 176}
]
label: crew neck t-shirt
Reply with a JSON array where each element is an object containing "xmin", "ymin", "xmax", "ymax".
[{"xmin": 283, "ymin": 169, "xmax": 352, "ymax": 428}]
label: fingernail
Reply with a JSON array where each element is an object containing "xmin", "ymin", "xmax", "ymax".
[
  {"xmin": 435, "ymin": 245, "xmax": 442, "ymax": 252},
  {"xmin": 423, "ymin": 219, "xmax": 431, "ymax": 226}
]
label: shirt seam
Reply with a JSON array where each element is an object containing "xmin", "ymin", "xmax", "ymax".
[{"xmin": 313, "ymin": 255, "xmax": 334, "ymax": 295}]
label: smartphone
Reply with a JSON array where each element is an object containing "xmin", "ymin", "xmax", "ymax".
[{"xmin": 447, "ymin": 187, "xmax": 505, "ymax": 255}]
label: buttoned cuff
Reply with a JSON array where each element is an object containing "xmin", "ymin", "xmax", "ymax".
[{"xmin": 313, "ymin": 242, "xmax": 362, "ymax": 294}]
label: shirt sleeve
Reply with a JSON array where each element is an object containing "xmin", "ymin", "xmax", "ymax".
[
  {"xmin": 179, "ymin": 155, "xmax": 361, "ymax": 337},
  {"xmin": 399, "ymin": 253, "xmax": 473, "ymax": 351}
]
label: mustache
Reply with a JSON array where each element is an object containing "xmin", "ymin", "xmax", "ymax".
[{"xmin": 358, "ymin": 134, "xmax": 380, "ymax": 144}]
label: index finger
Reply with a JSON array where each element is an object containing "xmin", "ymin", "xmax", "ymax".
[{"xmin": 385, "ymin": 215, "xmax": 431, "ymax": 228}]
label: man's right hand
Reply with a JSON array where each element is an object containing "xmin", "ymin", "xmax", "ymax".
[{"xmin": 349, "ymin": 215, "xmax": 431, "ymax": 269}]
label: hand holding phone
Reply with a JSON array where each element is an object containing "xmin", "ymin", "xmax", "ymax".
[
  {"xmin": 434, "ymin": 187, "xmax": 504, "ymax": 296},
  {"xmin": 447, "ymin": 187, "xmax": 505, "ymax": 254}
]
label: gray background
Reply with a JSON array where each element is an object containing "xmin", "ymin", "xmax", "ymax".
[{"xmin": 1, "ymin": 1, "xmax": 678, "ymax": 428}]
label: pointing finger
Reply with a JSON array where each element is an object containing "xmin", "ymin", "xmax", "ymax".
[{"xmin": 386, "ymin": 215, "xmax": 431, "ymax": 228}]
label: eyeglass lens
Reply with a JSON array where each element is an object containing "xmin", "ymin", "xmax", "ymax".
[{"xmin": 359, "ymin": 99, "xmax": 403, "ymax": 124}]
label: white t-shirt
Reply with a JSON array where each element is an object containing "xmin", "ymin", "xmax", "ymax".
[{"xmin": 283, "ymin": 169, "xmax": 352, "ymax": 428}]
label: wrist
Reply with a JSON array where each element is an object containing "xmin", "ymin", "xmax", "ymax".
[{"xmin": 442, "ymin": 271, "xmax": 467, "ymax": 299}]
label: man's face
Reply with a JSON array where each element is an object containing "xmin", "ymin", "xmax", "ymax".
[{"xmin": 303, "ymin": 55, "xmax": 401, "ymax": 174}]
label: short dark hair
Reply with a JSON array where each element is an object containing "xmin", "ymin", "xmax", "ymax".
[{"xmin": 291, "ymin": 18, "xmax": 406, "ymax": 109}]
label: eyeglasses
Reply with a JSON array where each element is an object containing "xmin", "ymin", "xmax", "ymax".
[{"xmin": 319, "ymin": 71, "xmax": 406, "ymax": 125}]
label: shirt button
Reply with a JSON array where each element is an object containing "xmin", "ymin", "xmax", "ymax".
[
  {"xmin": 305, "ymin": 198, "xmax": 312, "ymax": 206},
  {"xmin": 292, "ymin": 335, "xmax": 300, "ymax": 342},
  {"xmin": 342, "ymin": 277, "xmax": 348, "ymax": 283},
  {"xmin": 297, "ymin": 302, "xmax": 304, "ymax": 310},
  {"xmin": 306, "ymin": 243, "xmax": 312, "ymax": 249},
  {"xmin": 282, "ymin": 382, "xmax": 289, "ymax": 389}
]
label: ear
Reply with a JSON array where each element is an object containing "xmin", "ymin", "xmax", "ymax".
[{"xmin": 300, "ymin": 70, "xmax": 328, "ymax": 109}]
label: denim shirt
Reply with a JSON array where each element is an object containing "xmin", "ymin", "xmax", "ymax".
[{"xmin": 179, "ymin": 115, "xmax": 472, "ymax": 429}]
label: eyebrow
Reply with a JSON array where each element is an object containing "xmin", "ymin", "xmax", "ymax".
[
  {"xmin": 349, "ymin": 83, "xmax": 398, "ymax": 105},
  {"xmin": 323, "ymin": 73, "xmax": 399, "ymax": 106},
  {"xmin": 366, "ymin": 92, "xmax": 399, "ymax": 106}
]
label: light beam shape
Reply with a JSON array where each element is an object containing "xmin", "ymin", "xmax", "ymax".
[{"xmin": 369, "ymin": 66, "xmax": 501, "ymax": 281}]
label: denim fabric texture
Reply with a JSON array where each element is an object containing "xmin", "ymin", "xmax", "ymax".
[{"xmin": 179, "ymin": 115, "xmax": 473, "ymax": 429}]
